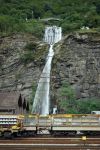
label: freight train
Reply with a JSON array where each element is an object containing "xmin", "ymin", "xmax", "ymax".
[{"xmin": 0, "ymin": 114, "xmax": 100, "ymax": 138}]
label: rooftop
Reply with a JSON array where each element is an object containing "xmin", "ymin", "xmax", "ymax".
[{"xmin": 0, "ymin": 91, "xmax": 21, "ymax": 109}]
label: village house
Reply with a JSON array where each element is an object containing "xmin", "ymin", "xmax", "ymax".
[{"xmin": 0, "ymin": 91, "xmax": 29, "ymax": 114}]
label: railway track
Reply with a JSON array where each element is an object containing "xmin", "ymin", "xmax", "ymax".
[
  {"xmin": 0, "ymin": 136, "xmax": 100, "ymax": 149},
  {"xmin": 0, "ymin": 144, "xmax": 100, "ymax": 150}
]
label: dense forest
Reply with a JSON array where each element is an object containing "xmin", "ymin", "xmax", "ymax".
[{"xmin": 0, "ymin": 0, "xmax": 100, "ymax": 37}]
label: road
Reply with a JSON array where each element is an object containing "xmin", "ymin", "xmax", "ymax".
[{"xmin": 0, "ymin": 137, "xmax": 100, "ymax": 150}]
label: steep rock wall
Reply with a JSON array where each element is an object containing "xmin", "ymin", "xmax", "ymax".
[
  {"xmin": 0, "ymin": 32, "xmax": 100, "ymax": 107},
  {"xmin": 0, "ymin": 34, "xmax": 48, "ymax": 100},
  {"xmin": 51, "ymin": 32, "xmax": 100, "ymax": 104}
]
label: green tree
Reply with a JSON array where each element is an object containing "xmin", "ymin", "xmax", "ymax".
[
  {"xmin": 18, "ymin": 94, "xmax": 23, "ymax": 114},
  {"xmin": 77, "ymin": 99, "xmax": 100, "ymax": 114},
  {"xmin": 59, "ymin": 83, "xmax": 77, "ymax": 113},
  {"xmin": 18, "ymin": 94, "xmax": 23, "ymax": 108},
  {"xmin": 23, "ymin": 98, "xmax": 26, "ymax": 110},
  {"xmin": 26, "ymin": 101, "xmax": 30, "ymax": 112}
]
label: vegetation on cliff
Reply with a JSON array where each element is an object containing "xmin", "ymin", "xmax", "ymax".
[
  {"xmin": 59, "ymin": 83, "xmax": 100, "ymax": 114},
  {"xmin": 20, "ymin": 42, "xmax": 48, "ymax": 64},
  {"xmin": 51, "ymin": 33, "xmax": 100, "ymax": 114},
  {"xmin": 0, "ymin": 0, "xmax": 100, "ymax": 36}
]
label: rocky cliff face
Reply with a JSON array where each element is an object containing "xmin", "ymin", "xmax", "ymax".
[
  {"xmin": 0, "ymin": 34, "xmax": 48, "ymax": 100},
  {"xmin": 0, "ymin": 32, "xmax": 100, "ymax": 107},
  {"xmin": 51, "ymin": 32, "xmax": 100, "ymax": 104}
]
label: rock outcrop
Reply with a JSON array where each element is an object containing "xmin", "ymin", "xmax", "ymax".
[
  {"xmin": 51, "ymin": 32, "xmax": 100, "ymax": 104},
  {"xmin": 0, "ymin": 34, "xmax": 48, "ymax": 100},
  {"xmin": 0, "ymin": 32, "xmax": 100, "ymax": 107}
]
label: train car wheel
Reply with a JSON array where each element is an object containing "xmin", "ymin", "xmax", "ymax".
[
  {"xmin": 27, "ymin": 131, "xmax": 36, "ymax": 137},
  {"xmin": 22, "ymin": 131, "xmax": 28, "ymax": 137},
  {"xmin": 64, "ymin": 132, "xmax": 68, "ymax": 136},
  {"xmin": 3, "ymin": 131, "xmax": 13, "ymax": 139},
  {"xmin": 12, "ymin": 132, "xmax": 18, "ymax": 137}
]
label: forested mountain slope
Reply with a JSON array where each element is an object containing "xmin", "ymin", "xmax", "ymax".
[{"xmin": 0, "ymin": 0, "xmax": 100, "ymax": 36}]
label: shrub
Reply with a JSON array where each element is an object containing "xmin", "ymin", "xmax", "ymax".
[
  {"xmin": 25, "ymin": 43, "xmax": 37, "ymax": 51},
  {"xmin": 20, "ymin": 51, "xmax": 34, "ymax": 64},
  {"xmin": 24, "ymin": 20, "xmax": 45, "ymax": 38},
  {"xmin": 59, "ymin": 83, "xmax": 100, "ymax": 114}
]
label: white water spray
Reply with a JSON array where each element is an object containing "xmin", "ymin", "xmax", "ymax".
[{"xmin": 32, "ymin": 26, "xmax": 62, "ymax": 115}]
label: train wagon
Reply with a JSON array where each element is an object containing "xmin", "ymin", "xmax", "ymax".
[
  {"xmin": 50, "ymin": 114, "xmax": 100, "ymax": 135},
  {"xmin": 22, "ymin": 114, "xmax": 38, "ymax": 136},
  {"xmin": 21, "ymin": 115, "xmax": 51, "ymax": 136},
  {"xmin": 0, "ymin": 115, "xmax": 22, "ymax": 138},
  {"xmin": 37, "ymin": 115, "xmax": 51, "ymax": 134},
  {"xmin": 1, "ymin": 114, "xmax": 100, "ymax": 138}
]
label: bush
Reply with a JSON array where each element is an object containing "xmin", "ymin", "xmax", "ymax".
[
  {"xmin": 59, "ymin": 83, "xmax": 100, "ymax": 114},
  {"xmin": 0, "ymin": 15, "xmax": 15, "ymax": 33},
  {"xmin": 24, "ymin": 20, "xmax": 45, "ymax": 38},
  {"xmin": 58, "ymin": 83, "xmax": 77, "ymax": 113},
  {"xmin": 25, "ymin": 43, "xmax": 37, "ymax": 51},
  {"xmin": 77, "ymin": 99, "xmax": 100, "ymax": 114},
  {"xmin": 20, "ymin": 51, "xmax": 34, "ymax": 64},
  {"xmin": 61, "ymin": 22, "xmax": 80, "ymax": 33}
]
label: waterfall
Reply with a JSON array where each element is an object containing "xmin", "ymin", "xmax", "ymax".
[
  {"xmin": 44, "ymin": 26, "xmax": 62, "ymax": 44},
  {"xmin": 32, "ymin": 26, "xmax": 62, "ymax": 115}
]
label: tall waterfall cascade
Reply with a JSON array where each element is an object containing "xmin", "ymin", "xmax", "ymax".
[{"xmin": 32, "ymin": 26, "xmax": 62, "ymax": 115}]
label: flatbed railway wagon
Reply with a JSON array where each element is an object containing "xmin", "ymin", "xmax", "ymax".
[
  {"xmin": 37, "ymin": 115, "xmax": 51, "ymax": 134},
  {"xmin": 0, "ymin": 115, "xmax": 23, "ymax": 137},
  {"xmin": 22, "ymin": 114, "xmax": 38, "ymax": 136},
  {"xmin": 1, "ymin": 114, "xmax": 100, "ymax": 137},
  {"xmin": 49, "ymin": 114, "xmax": 100, "ymax": 135},
  {"xmin": 22, "ymin": 115, "xmax": 51, "ymax": 135}
]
